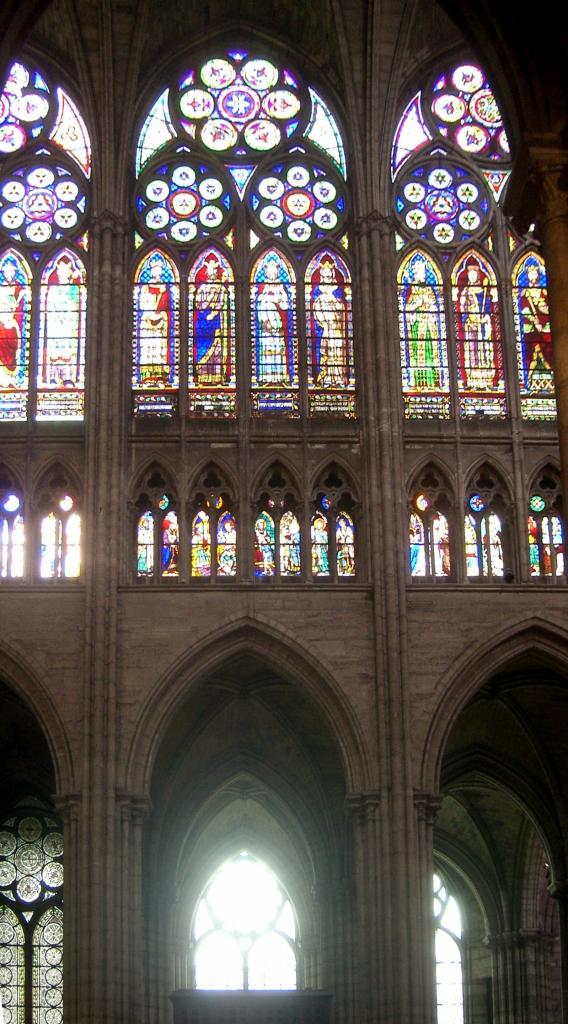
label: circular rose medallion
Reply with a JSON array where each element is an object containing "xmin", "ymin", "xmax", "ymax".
[
  {"xmin": 0, "ymin": 966, "xmax": 12, "ymax": 986},
  {"xmin": 199, "ymin": 205, "xmax": 223, "ymax": 227},
  {"xmin": 313, "ymin": 207, "xmax": 338, "ymax": 230},
  {"xmin": 146, "ymin": 179, "xmax": 169, "ymax": 202},
  {"xmin": 2, "ymin": 180, "xmax": 25, "ymax": 201},
  {"xmin": 53, "ymin": 208, "xmax": 78, "ymax": 229},
  {"xmin": 200, "ymin": 59, "xmax": 235, "ymax": 89},
  {"xmin": 168, "ymin": 189, "xmax": 199, "ymax": 217},
  {"xmin": 405, "ymin": 209, "xmax": 427, "ymax": 230},
  {"xmin": 23, "ymin": 188, "xmax": 57, "ymax": 220},
  {"xmin": 0, "ymin": 946, "xmax": 12, "ymax": 964},
  {"xmin": 530, "ymin": 495, "xmax": 546, "ymax": 513},
  {"xmin": 282, "ymin": 189, "xmax": 314, "ymax": 218},
  {"xmin": 179, "ymin": 89, "xmax": 214, "ymax": 119},
  {"xmin": 313, "ymin": 180, "xmax": 336, "ymax": 204},
  {"xmin": 258, "ymin": 176, "xmax": 285, "ymax": 201},
  {"xmin": 44, "ymin": 921, "xmax": 63, "ymax": 945},
  {"xmin": 458, "ymin": 209, "xmax": 480, "ymax": 231},
  {"xmin": 262, "ymin": 90, "xmax": 301, "ymax": 120},
  {"xmin": 428, "ymin": 167, "xmax": 452, "ymax": 190},
  {"xmin": 242, "ymin": 59, "xmax": 278, "ymax": 90},
  {"xmin": 218, "ymin": 86, "xmax": 260, "ymax": 123},
  {"xmin": 0, "ymin": 123, "xmax": 27, "ymax": 153},
  {"xmin": 244, "ymin": 120, "xmax": 280, "ymax": 151},
  {"xmin": 260, "ymin": 205, "xmax": 284, "ymax": 228},
  {"xmin": 403, "ymin": 181, "xmax": 425, "ymax": 203},
  {"xmin": 416, "ymin": 494, "xmax": 429, "ymax": 512},
  {"xmin": 43, "ymin": 833, "xmax": 63, "ymax": 858},
  {"xmin": 55, "ymin": 180, "xmax": 79, "ymax": 202},
  {"xmin": 0, "ymin": 921, "xmax": 15, "ymax": 943},
  {"xmin": 172, "ymin": 165, "xmax": 196, "ymax": 188},
  {"xmin": 432, "ymin": 94, "xmax": 466, "ymax": 123},
  {"xmin": 11, "ymin": 92, "xmax": 50, "ymax": 123},
  {"xmin": 145, "ymin": 208, "xmax": 169, "ymax": 229},
  {"xmin": 46, "ymin": 988, "xmax": 62, "ymax": 1007},
  {"xmin": 46, "ymin": 967, "xmax": 63, "ymax": 987},
  {"xmin": 470, "ymin": 88, "xmax": 501, "ymax": 126},
  {"xmin": 455, "ymin": 123, "xmax": 489, "ymax": 154},
  {"xmin": 15, "ymin": 842, "xmax": 43, "ymax": 874},
  {"xmin": 45, "ymin": 945, "xmax": 63, "ymax": 966},
  {"xmin": 432, "ymin": 222, "xmax": 454, "ymax": 244},
  {"xmin": 42, "ymin": 862, "xmax": 64, "ymax": 888},
  {"xmin": 201, "ymin": 118, "xmax": 238, "ymax": 151},
  {"xmin": 170, "ymin": 221, "xmax": 197, "ymax": 242},
  {"xmin": 0, "ymin": 862, "xmax": 16, "ymax": 887},
  {"xmin": 198, "ymin": 177, "xmax": 223, "ymax": 200},
  {"xmin": 287, "ymin": 165, "xmax": 310, "ymax": 188},
  {"xmin": 457, "ymin": 182, "xmax": 478, "ymax": 203},
  {"xmin": 425, "ymin": 189, "xmax": 458, "ymax": 221},
  {"xmin": 16, "ymin": 875, "xmax": 42, "ymax": 903},
  {"xmin": 452, "ymin": 65, "xmax": 484, "ymax": 94},
  {"xmin": 27, "ymin": 167, "xmax": 54, "ymax": 188},
  {"xmin": 1, "ymin": 208, "xmax": 25, "ymax": 229},
  {"xmin": 45, "ymin": 1010, "xmax": 63, "ymax": 1024},
  {"xmin": 287, "ymin": 220, "xmax": 311, "ymax": 242}
]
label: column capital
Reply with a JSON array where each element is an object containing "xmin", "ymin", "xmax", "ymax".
[
  {"xmin": 528, "ymin": 146, "xmax": 568, "ymax": 224},
  {"xmin": 115, "ymin": 789, "xmax": 152, "ymax": 822},
  {"xmin": 413, "ymin": 790, "xmax": 442, "ymax": 825},
  {"xmin": 92, "ymin": 209, "xmax": 129, "ymax": 238},
  {"xmin": 354, "ymin": 209, "xmax": 393, "ymax": 239},
  {"xmin": 53, "ymin": 791, "xmax": 82, "ymax": 824},
  {"xmin": 345, "ymin": 790, "xmax": 381, "ymax": 825}
]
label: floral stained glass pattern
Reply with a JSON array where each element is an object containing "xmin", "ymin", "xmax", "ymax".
[
  {"xmin": 37, "ymin": 249, "xmax": 86, "ymax": 419},
  {"xmin": 0, "ymin": 163, "xmax": 87, "ymax": 245},
  {"xmin": 188, "ymin": 248, "xmax": 236, "ymax": 416},
  {"xmin": 136, "ymin": 161, "xmax": 232, "ymax": 245},
  {"xmin": 452, "ymin": 251, "xmax": 505, "ymax": 417},
  {"xmin": 306, "ymin": 250, "xmax": 355, "ymax": 417},
  {"xmin": 0, "ymin": 907, "xmax": 24, "ymax": 1024},
  {"xmin": 429, "ymin": 64, "xmax": 509, "ymax": 163},
  {"xmin": 32, "ymin": 906, "xmax": 63, "ymax": 1024},
  {"xmin": 395, "ymin": 161, "xmax": 490, "ymax": 247},
  {"xmin": 0, "ymin": 249, "xmax": 31, "ymax": 420},
  {"xmin": 512, "ymin": 252, "xmax": 555, "ymax": 420},
  {"xmin": 250, "ymin": 250, "xmax": 298, "ymax": 415},
  {"xmin": 398, "ymin": 250, "xmax": 449, "ymax": 418},
  {"xmin": 250, "ymin": 161, "xmax": 346, "ymax": 244},
  {"xmin": 132, "ymin": 249, "xmax": 180, "ymax": 416}
]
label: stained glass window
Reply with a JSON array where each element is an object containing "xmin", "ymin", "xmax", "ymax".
[
  {"xmin": 527, "ymin": 468, "xmax": 564, "ymax": 578},
  {"xmin": 133, "ymin": 51, "xmax": 353, "ymax": 420},
  {"xmin": 311, "ymin": 513, "xmax": 330, "ymax": 577},
  {"xmin": 398, "ymin": 250, "xmax": 449, "ymax": 418},
  {"xmin": 0, "ymin": 61, "xmax": 90, "ymax": 423},
  {"xmin": 192, "ymin": 852, "xmax": 298, "ymax": 991},
  {"xmin": 132, "ymin": 249, "xmax": 180, "ymax": 416},
  {"xmin": 191, "ymin": 509, "xmax": 212, "ymax": 577},
  {"xmin": 188, "ymin": 248, "xmax": 236, "ymax": 416},
  {"xmin": 311, "ymin": 467, "xmax": 357, "ymax": 580},
  {"xmin": 452, "ymin": 250, "xmax": 505, "ymax": 417},
  {"xmin": 465, "ymin": 494, "xmax": 504, "ymax": 578},
  {"xmin": 39, "ymin": 494, "xmax": 81, "ymax": 579},
  {"xmin": 254, "ymin": 510, "xmax": 276, "ymax": 576},
  {"xmin": 250, "ymin": 249, "xmax": 298, "ymax": 416},
  {"xmin": 135, "ymin": 488, "xmax": 178, "ymax": 581},
  {"xmin": 305, "ymin": 249, "xmax": 355, "ymax": 416},
  {"xmin": 0, "ymin": 800, "xmax": 64, "ymax": 1024},
  {"xmin": 0, "ymin": 489, "xmax": 24, "ymax": 578},
  {"xmin": 409, "ymin": 492, "xmax": 451, "ymax": 578},
  {"xmin": 336, "ymin": 512, "xmax": 355, "ymax": 577},
  {"xmin": 189, "ymin": 467, "xmax": 237, "ymax": 581},
  {"xmin": 433, "ymin": 873, "xmax": 464, "ymax": 1024},
  {"xmin": 512, "ymin": 251, "xmax": 555, "ymax": 419},
  {"xmin": 279, "ymin": 511, "xmax": 301, "ymax": 576}
]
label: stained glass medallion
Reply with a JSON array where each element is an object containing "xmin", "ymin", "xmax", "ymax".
[
  {"xmin": 429, "ymin": 65, "xmax": 509, "ymax": 163},
  {"xmin": 395, "ymin": 159, "xmax": 490, "ymax": 245},
  {"xmin": 136, "ymin": 160, "xmax": 232, "ymax": 244},
  {"xmin": 0, "ymin": 162, "xmax": 87, "ymax": 244},
  {"xmin": 250, "ymin": 160, "xmax": 346, "ymax": 244}
]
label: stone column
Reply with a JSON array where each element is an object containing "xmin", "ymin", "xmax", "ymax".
[
  {"xmin": 413, "ymin": 792, "xmax": 442, "ymax": 1024},
  {"xmin": 484, "ymin": 928, "xmax": 559, "ymax": 1024},
  {"xmin": 345, "ymin": 792, "xmax": 382, "ymax": 1024},
  {"xmin": 549, "ymin": 879, "xmax": 568, "ymax": 1023},
  {"xmin": 116, "ymin": 792, "xmax": 151, "ymax": 1024},
  {"xmin": 54, "ymin": 793, "xmax": 81, "ymax": 1023},
  {"xmin": 530, "ymin": 151, "xmax": 568, "ymax": 506}
]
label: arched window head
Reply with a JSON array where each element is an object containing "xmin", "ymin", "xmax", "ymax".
[
  {"xmin": 409, "ymin": 468, "xmax": 452, "ymax": 578},
  {"xmin": 192, "ymin": 851, "xmax": 298, "ymax": 991},
  {"xmin": 464, "ymin": 467, "xmax": 509, "ymax": 579},
  {"xmin": 512, "ymin": 251, "xmax": 555, "ymax": 420},
  {"xmin": 528, "ymin": 467, "xmax": 564, "ymax": 578},
  {"xmin": 0, "ymin": 466, "xmax": 24, "ymax": 579},
  {"xmin": 254, "ymin": 464, "xmax": 300, "ymax": 579},
  {"xmin": 398, "ymin": 250, "xmax": 449, "ymax": 418},
  {"xmin": 433, "ymin": 872, "xmax": 464, "ymax": 1024},
  {"xmin": 190, "ymin": 465, "xmax": 236, "ymax": 579},
  {"xmin": 452, "ymin": 250, "xmax": 505, "ymax": 417},
  {"xmin": 311, "ymin": 465, "xmax": 357, "ymax": 580},
  {"xmin": 0, "ymin": 797, "xmax": 64, "ymax": 1022},
  {"xmin": 0, "ymin": 61, "xmax": 91, "ymax": 423},
  {"xmin": 133, "ymin": 468, "xmax": 179, "ymax": 581},
  {"xmin": 36, "ymin": 468, "xmax": 81, "ymax": 579}
]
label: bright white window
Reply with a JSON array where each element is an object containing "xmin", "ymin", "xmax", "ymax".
[{"xmin": 433, "ymin": 872, "xmax": 464, "ymax": 1024}]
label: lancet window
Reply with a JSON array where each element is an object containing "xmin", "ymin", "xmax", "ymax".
[
  {"xmin": 0, "ymin": 466, "xmax": 24, "ymax": 579},
  {"xmin": 132, "ymin": 50, "xmax": 354, "ymax": 420},
  {"xmin": 464, "ymin": 467, "xmax": 509, "ymax": 579},
  {"xmin": 311, "ymin": 466, "xmax": 356, "ymax": 579},
  {"xmin": 392, "ymin": 59, "xmax": 554, "ymax": 422},
  {"xmin": 408, "ymin": 467, "xmax": 453, "ymax": 578},
  {"xmin": 134, "ymin": 467, "xmax": 179, "ymax": 580},
  {"xmin": 528, "ymin": 466, "xmax": 564, "ymax": 578},
  {"xmin": 433, "ymin": 872, "xmax": 464, "ymax": 1024},
  {"xmin": 190, "ymin": 465, "xmax": 237, "ymax": 579},
  {"xmin": 0, "ymin": 60, "xmax": 90, "ymax": 422},
  {"xmin": 254, "ymin": 464, "xmax": 301, "ymax": 578}
]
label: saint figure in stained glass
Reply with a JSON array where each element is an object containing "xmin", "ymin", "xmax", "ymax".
[
  {"xmin": 454, "ymin": 254, "xmax": 501, "ymax": 393},
  {"xmin": 280, "ymin": 511, "xmax": 301, "ymax": 575},
  {"xmin": 254, "ymin": 511, "xmax": 275, "ymax": 575},
  {"xmin": 309, "ymin": 254, "xmax": 349, "ymax": 387},
  {"xmin": 514, "ymin": 254, "xmax": 553, "ymax": 395},
  {"xmin": 217, "ymin": 511, "xmax": 237, "ymax": 576},
  {"xmin": 336, "ymin": 513, "xmax": 355, "ymax": 576},
  {"xmin": 134, "ymin": 251, "xmax": 178, "ymax": 388},
  {"xmin": 191, "ymin": 510, "xmax": 212, "ymax": 577},
  {"xmin": 39, "ymin": 251, "xmax": 85, "ymax": 390},
  {"xmin": 161, "ymin": 509, "xmax": 179, "ymax": 576},
  {"xmin": 192, "ymin": 252, "xmax": 232, "ymax": 384},
  {"xmin": 311, "ymin": 514, "xmax": 329, "ymax": 576},
  {"xmin": 400, "ymin": 252, "xmax": 446, "ymax": 389},
  {"xmin": 137, "ymin": 511, "xmax": 154, "ymax": 577},
  {"xmin": 0, "ymin": 252, "xmax": 30, "ymax": 385},
  {"xmin": 253, "ymin": 252, "xmax": 295, "ymax": 386},
  {"xmin": 409, "ymin": 512, "xmax": 426, "ymax": 575}
]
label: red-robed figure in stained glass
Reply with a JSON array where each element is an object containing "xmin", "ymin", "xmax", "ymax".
[
  {"xmin": 517, "ymin": 256, "xmax": 553, "ymax": 393},
  {"xmin": 138, "ymin": 253, "xmax": 174, "ymax": 387},
  {"xmin": 455, "ymin": 254, "xmax": 500, "ymax": 391},
  {"xmin": 193, "ymin": 252, "xmax": 231, "ymax": 384},
  {"xmin": 0, "ymin": 255, "xmax": 28, "ymax": 385}
]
